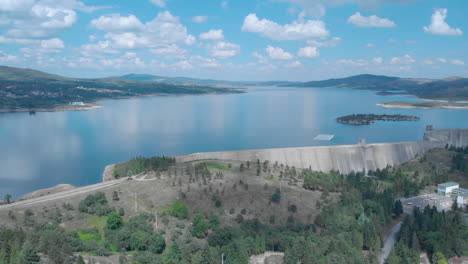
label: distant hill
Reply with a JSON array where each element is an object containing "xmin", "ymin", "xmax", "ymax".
[
  {"xmin": 0, "ymin": 66, "xmax": 239, "ymax": 111},
  {"xmin": 287, "ymin": 74, "xmax": 468, "ymax": 100},
  {"xmin": 115, "ymin": 73, "xmax": 299, "ymax": 87}
]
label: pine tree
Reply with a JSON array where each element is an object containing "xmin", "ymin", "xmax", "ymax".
[
  {"xmin": 20, "ymin": 241, "xmax": 40, "ymax": 264},
  {"xmin": 76, "ymin": 255, "xmax": 85, "ymax": 264}
]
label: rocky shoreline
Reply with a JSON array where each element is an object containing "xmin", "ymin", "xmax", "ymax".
[{"xmin": 377, "ymin": 101, "xmax": 468, "ymax": 109}]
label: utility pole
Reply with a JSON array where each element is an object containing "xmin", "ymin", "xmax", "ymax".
[
  {"xmin": 154, "ymin": 211, "xmax": 158, "ymax": 229},
  {"xmin": 221, "ymin": 253, "xmax": 224, "ymax": 264}
]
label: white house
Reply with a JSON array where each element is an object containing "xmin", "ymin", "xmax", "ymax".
[{"xmin": 437, "ymin": 182, "xmax": 459, "ymax": 196}]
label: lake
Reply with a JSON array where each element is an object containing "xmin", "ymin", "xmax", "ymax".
[{"xmin": 1, "ymin": 86, "xmax": 467, "ymax": 198}]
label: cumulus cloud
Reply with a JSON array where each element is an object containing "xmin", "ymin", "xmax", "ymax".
[
  {"xmin": 423, "ymin": 8, "xmax": 463, "ymax": 36},
  {"xmin": 88, "ymin": 11, "xmax": 196, "ymax": 51},
  {"xmin": 199, "ymin": 29, "xmax": 224, "ymax": 41},
  {"xmin": 192, "ymin": 16, "xmax": 207, "ymax": 23},
  {"xmin": 366, "ymin": 43, "xmax": 375, "ymax": 48},
  {"xmin": 40, "ymin": 38, "xmax": 64, "ymax": 49},
  {"xmin": 390, "ymin": 54, "xmax": 415, "ymax": 64},
  {"xmin": 281, "ymin": 0, "xmax": 418, "ymax": 18},
  {"xmin": 307, "ymin": 37, "xmax": 341, "ymax": 47},
  {"xmin": 285, "ymin": 60, "xmax": 302, "ymax": 68},
  {"xmin": 0, "ymin": 50, "xmax": 19, "ymax": 62},
  {"xmin": 0, "ymin": 0, "xmax": 103, "ymax": 44},
  {"xmin": 221, "ymin": 1, "xmax": 228, "ymax": 9},
  {"xmin": 347, "ymin": 12, "xmax": 396, "ymax": 27},
  {"xmin": 150, "ymin": 44, "xmax": 187, "ymax": 59},
  {"xmin": 265, "ymin": 46, "xmax": 294, "ymax": 60},
  {"xmin": 242, "ymin": 13, "xmax": 329, "ymax": 40},
  {"xmin": 298, "ymin": 46, "xmax": 319, "ymax": 59},
  {"xmin": 372, "ymin": 57, "xmax": 383, "ymax": 64},
  {"xmin": 150, "ymin": 0, "xmax": 167, "ymax": 7},
  {"xmin": 437, "ymin": 58, "xmax": 447, "ymax": 63},
  {"xmin": 207, "ymin": 41, "xmax": 240, "ymax": 59},
  {"xmin": 90, "ymin": 14, "xmax": 143, "ymax": 32},
  {"xmin": 451, "ymin": 59, "xmax": 465, "ymax": 66}
]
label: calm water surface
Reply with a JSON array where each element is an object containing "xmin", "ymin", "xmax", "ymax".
[{"xmin": 1, "ymin": 87, "xmax": 467, "ymax": 198}]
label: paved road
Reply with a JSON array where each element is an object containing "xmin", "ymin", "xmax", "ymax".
[
  {"xmin": 380, "ymin": 221, "xmax": 403, "ymax": 264},
  {"xmin": 0, "ymin": 178, "xmax": 128, "ymax": 211}
]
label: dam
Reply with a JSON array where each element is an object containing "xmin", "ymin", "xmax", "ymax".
[{"xmin": 176, "ymin": 129, "xmax": 468, "ymax": 174}]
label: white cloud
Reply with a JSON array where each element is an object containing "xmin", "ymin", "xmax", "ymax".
[
  {"xmin": 437, "ymin": 57, "xmax": 447, "ymax": 63},
  {"xmin": 171, "ymin": 60, "xmax": 193, "ymax": 70},
  {"xmin": 366, "ymin": 43, "xmax": 375, "ymax": 48},
  {"xmin": 253, "ymin": 51, "xmax": 268, "ymax": 64},
  {"xmin": 242, "ymin": 13, "xmax": 329, "ymax": 40},
  {"xmin": 347, "ymin": 12, "xmax": 396, "ymax": 27},
  {"xmin": 207, "ymin": 41, "xmax": 240, "ymax": 59},
  {"xmin": 199, "ymin": 29, "xmax": 224, "ymax": 41},
  {"xmin": 40, "ymin": 38, "xmax": 64, "ymax": 49},
  {"xmin": 281, "ymin": 0, "xmax": 418, "ymax": 18},
  {"xmin": 192, "ymin": 16, "xmax": 207, "ymax": 23},
  {"xmin": 150, "ymin": 44, "xmax": 187, "ymax": 59},
  {"xmin": 0, "ymin": 0, "xmax": 103, "ymax": 43},
  {"xmin": 307, "ymin": 37, "xmax": 341, "ymax": 47},
  {"xmin": 285, "ymin": 60, "xmax": 302, "ymax": 68},
  {"xmin": 451, "ymin": 59, "xmax": 465, "ymax": 66},
  {"xmin": 422, "ymin": 60, "xmax": 435, "ymax": 65},
  {"xmin": 87, "ymin": 11, "xmax": 196, "ymax": 51},
  {"xmin": 298, "ymin": 46, "xmax": 319, "ymax": 59},
  {"xmin": 0, "ymin": 0, "xmax": 34, "ymax": 11},
  {"xmin": 90, "ymin": 14, "xmax": 143, "ymax": 32},
  {"xmin": 423, "ymin": 8, "xmax": 463, "ymax": 36},
  {"xmin": 0, "ymin": 50, "xmax": 19, "ymax": 62},
  {"xmin": 390, "ymin": 54, "xmax": 415, "ymax": 64},
  {"xmin": 372, "ymin": 57, "xmax": 383, "ymax": 64},
  {"xmin": 150, "ymin": 0, "xmax": 167, "ymax": 7},
  {"xmin": 266, "ymin": 46, "xmax": 294, "ymax": 60},
  {"xmin": 388, "ymin": 38, "xmax": 397, "ymax": 43},
  {"xmin": 221, "ymin": 1, "xmax": 228, "ymax": 9}
]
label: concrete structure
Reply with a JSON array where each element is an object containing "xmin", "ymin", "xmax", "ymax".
[
  {"xmin": 401, "ymin": 194, "xmax": 454, "ymax": 213},
  {"xmin": 176, "ymin": 129, "xmax": 468, "ymax": 174},
  {"xmin": 437, "ymin": 182, "xmax": 460, "ymax": 196},
  {"xmin": 454, "ymin": 188, "xmax": 468, "ymax": 207}
]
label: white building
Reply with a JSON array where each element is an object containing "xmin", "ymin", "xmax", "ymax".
[{"xmin": 437, "ymin": 182, "xmax": 460, "ymax": 196}]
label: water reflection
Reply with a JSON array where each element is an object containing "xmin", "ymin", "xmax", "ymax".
[{"xmin": 1, "ymin": 87, "xmax": 468, "ymax": 198}]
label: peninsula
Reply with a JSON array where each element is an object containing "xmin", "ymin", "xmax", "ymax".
[{"xmin": 336, "ymin": 114, "xmax": 420, "ymax": 125}]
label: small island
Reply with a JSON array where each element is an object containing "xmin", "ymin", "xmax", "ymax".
[{"xmin": 337, "ymin": 114, "xmax": 420, "ymax": 125}]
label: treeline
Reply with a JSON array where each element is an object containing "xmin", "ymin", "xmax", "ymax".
[
  {"xmin": 114, "ymin": 156, "xmax": 176, "ymax": 178},
  {"xmin": 387, "ymin": 206, "xmax": 467, "ymax": 263}
]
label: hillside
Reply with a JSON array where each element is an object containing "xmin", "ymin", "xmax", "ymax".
[
  {"xmin": 115, "ymin": 73, "xmax": 299, "ymax": 87},
  {"xmin": 0, "ymin": 148, "xmax": 466, "ymax": 263},
  {"xmin": 0, "ymin": 66, "xmax": 239, "ymax": 112},
  {"xmin": 288, "ymin": 74, "xmax": 468, "ymax": 100}
]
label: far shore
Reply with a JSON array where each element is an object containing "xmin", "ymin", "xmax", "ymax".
[
  {"xmin": 377, "ymin": 101, "xmax": 468, "ymax": 109},
  {"xmin": 0, "ymin": 103, "xmax": 102, "ymax": 113}
]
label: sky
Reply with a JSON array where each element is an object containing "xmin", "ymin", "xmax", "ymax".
[{"xmin": 0, "ymin": 0, "xmax": 466, "ymax": 81}]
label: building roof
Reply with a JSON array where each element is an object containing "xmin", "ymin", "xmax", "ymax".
[{"xmin": 438, "ymin": 182, "xmax": 459, "ymax": 189}]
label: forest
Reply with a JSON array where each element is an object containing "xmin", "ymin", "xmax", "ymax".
[{"xmin": 0, "ymin": 152, "xmax": 467, "ymax": 264}]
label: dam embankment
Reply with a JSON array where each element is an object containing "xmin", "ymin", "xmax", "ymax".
[{"xmin": 175, "ymin": 129, "xmax": 468, "ymax": 174}]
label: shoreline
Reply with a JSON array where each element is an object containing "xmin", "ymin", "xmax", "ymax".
[
  {"xmin": 377, "ymin": 102, "xmax": 468, "ymax": 109},
  {"xmin": 0, "ymin": 90, "xmax": 242, "ymax": 114},
  {"xmin": 0, "ymin": 103, "xmax": 102, "ymax": 113}
]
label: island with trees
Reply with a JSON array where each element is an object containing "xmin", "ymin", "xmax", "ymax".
[{"xmin": 336, "ymin": 114, "xmax": 420, "ymax": 125}]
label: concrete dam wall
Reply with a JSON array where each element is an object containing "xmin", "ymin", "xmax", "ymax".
[{"xmin": 176, "ymin": 129, "xmax": 468, "ymax": 174}]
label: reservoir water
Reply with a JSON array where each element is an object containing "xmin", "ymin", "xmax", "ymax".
[{"xmin": 1, "ymin": 86, "xmax": 467, "ymax": 198}]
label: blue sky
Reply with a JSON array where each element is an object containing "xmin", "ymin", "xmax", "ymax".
[{"xmin": 0, "ymin": 0, "xmax": 466, "ymax": 81}]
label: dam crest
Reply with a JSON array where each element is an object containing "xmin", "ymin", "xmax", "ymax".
[{"xmin": 176, "ymin": 129, "xmax": 468, "ymax": 174}]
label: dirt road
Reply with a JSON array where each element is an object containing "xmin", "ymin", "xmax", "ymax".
[
  {"xmin": 380, "ymin": 221, "xmax": 403, "ymax": 264},
  {"xmin": 0, "ymin": 178, "xmax": 127, "ymax": 211}
]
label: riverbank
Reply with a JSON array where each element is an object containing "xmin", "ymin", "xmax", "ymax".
[{"xmin": 377, "ymin": 101, "xmax": 468, "ymax": 109}]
